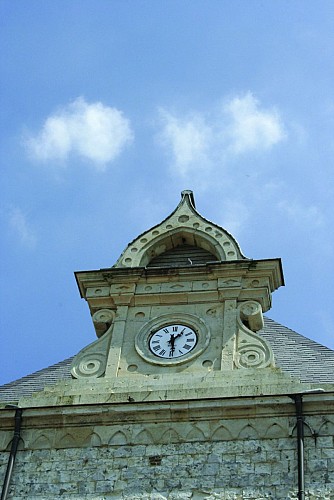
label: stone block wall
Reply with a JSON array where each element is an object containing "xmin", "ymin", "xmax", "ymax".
[
  {"xmin": 1, "ymin": 436, "xmax": 333, "ymax": 499},
  {"xmin": 0, "ymin": 396, "xmax": 333, "ymax": 499}
]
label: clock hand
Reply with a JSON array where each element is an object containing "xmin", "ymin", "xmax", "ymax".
[
  {"xmin": 174, "ymin": 328, "xmax": 186, "ymax": 340},
  {"xmin": 168, "ymin": 333, "xmax": 176, "ymax": 357}
]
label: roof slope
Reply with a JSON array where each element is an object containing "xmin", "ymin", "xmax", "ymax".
[
  {"xmin": 0, "ymin": 357, "xmax": 73, "ymax": 405},
  {"xmin": 1, "ymin": 318, "xmax": 333, "ymax": 404},
  {"xmin": 261, "ymin": 317, "xmax": 334, "ymax": 384}
]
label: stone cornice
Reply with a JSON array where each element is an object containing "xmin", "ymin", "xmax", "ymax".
[{"xmin": 1, "ymin": 392, "xmax": 333, "ymax": 434}]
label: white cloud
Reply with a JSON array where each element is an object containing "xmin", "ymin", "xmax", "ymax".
[
  {"xmin": 158, "ymin": 109, "xmax": 211, "ymax": 176},
  {"xmin": 224, "ymin": 92, "xmax": 286, "ymax": 154},
  {"xmin": 158, "ymin": 93, "xmax": 286, "ymax": 178},
  {"xmin": 25, "ymin": 97, "xmax": 133, "ymax": 170},
  {"xmin": 8, "ymin": 207, "xmax": 37, "ymax": 248}
]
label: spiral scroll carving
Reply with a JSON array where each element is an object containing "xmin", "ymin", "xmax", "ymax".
[
  {"xmin": 71, "ymin": 309, "xmax": 114, "ymax": 379},
  {"xmin": 234, "ymin": 301, "xmax": 274, "ymax": 369},
  {"xmin": 236, "ymin": 344, "xmax": 270, "ymax": 369},
  {"xmin": 71, "ymin": 353, "xmax": 106, "ymax": 378},
  {"xmin": 93, "ymin": 309, "xmax": 115, "ymax": 338}
]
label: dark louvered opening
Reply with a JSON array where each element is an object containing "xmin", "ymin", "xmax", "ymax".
[{"xmin": 147, "ymin": 244, "xmax": 218, "ymax": 268}]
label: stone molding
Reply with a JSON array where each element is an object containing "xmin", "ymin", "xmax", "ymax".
[
  {"xmin": 16, "ymin": 367, "xmax": 333, "ymax": 407},
  {"xmin": 0, "ymin": 394, "xmax": 333, "ymax": 451},
  {"xmin": 75, "ymin": 259, "xmax": 283, "ymax": 315}
]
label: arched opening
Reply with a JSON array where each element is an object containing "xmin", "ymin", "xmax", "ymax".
[
  {"xmin": 147, "ymin": 244, "xmax": 218, "ymax": 267},
  {"xmin": 139, "ymin": 229, "xmax": 225, "ymax": 267}
]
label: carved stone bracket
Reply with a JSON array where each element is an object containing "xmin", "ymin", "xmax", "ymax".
[
  {"xmin": 234, "ymin": 301, "xmax": 274, "ymax": 369},
  {"xmin": 92, "ymin": 308, "xmax": 115, "ymax": 337},
  {"xmin": 239, "ymin": 300, "xmax": 264, "ymax": 332},
  {"xmin": 71, "ymin": 309, "xmax": 115, "ymax": 379}
]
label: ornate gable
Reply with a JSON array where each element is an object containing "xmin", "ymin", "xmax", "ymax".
[{"xmin": 115, "ymin": 190, "xmax": 246, "ymax": 268}]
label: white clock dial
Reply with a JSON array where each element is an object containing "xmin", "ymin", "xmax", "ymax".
[{"xmin": 149, "ymin": 324, "xmax": 197, "ymax": 359}]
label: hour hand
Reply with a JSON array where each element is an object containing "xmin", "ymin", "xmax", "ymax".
[
  {"xmin": 168, "ymin": 334, "xmax": 176, "ymax": 356},
  {"xmin": 168, "ymin": 334, "xmax": 174, "ymax": 347}
]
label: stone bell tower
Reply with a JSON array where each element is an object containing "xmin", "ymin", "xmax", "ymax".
[{"xmin": 33, "ymin": 188, "xmax": 295, "ymax": 406}]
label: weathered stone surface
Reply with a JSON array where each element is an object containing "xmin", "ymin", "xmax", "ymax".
[
  {"xmin": 1, "ymin": 434, "xmax": 333, "ymax": 499},
  {"xmin": 1, "ymin": 395, "xmax": 333, "ymax": 498}
]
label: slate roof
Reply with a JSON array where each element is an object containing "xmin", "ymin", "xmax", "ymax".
[
  {"xmin": 0, "ymin": 357, "xmax": 73, "ymax": 405},
  {"xmin": 0, "ymin": 317, "xmax": 333, "ymax": 404}
]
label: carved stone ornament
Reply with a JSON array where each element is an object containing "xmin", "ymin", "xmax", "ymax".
[
  {"xmin": 71, "ymin": 309, "xmax": 115, "ymax": 378},
  {"xmin": 234, "ymin": 301, "xmax": 274, "ymax": 369}
]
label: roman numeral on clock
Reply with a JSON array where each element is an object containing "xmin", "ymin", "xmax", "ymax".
[{"xmin": 182, "ymin": 344, "xmax": 192, "ymax": 350}]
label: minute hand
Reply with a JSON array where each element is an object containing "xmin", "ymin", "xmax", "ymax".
[{"xmin": 175, "ymin": 328, "xmax": 186, "ymax": 340}]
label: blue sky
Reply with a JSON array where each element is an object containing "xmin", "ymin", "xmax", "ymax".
[{"xmin": 1, "ymin": 1, "xmax": 333, "ymax": 385}]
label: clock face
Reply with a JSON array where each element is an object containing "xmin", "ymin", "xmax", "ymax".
[
  {"xmin": 149, "ymin": 324, "xmax": 197, "ymax": 359},
  {"xmin": 135, "ymin": 313, "xmax": 210, "ymax": 366}
]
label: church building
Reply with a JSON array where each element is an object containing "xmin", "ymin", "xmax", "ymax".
[{"xmin": 1, "ymin": 190, "xmax": 333, "ymax": 499}]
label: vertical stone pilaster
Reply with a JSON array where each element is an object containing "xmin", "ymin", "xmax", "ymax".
[
  {"xmin": 221, "ymin": 299, "xmax": 237, "ymax": 370},
  {"xmin": 105, "ymin": 305, "xmax": 129, "ymax": 378}
]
